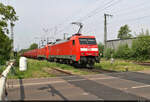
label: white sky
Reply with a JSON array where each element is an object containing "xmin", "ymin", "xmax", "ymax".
[{"xmin": 1, "ymin": 0, "xmax": 150, "ymax": 50}]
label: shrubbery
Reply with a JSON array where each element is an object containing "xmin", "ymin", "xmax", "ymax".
[
  {"xmin": 104, "ymin": 48, "xmax": 114, "ymax": 60},
  {"xmin": 98, "ymin": 42, "xmax": 104, "ymax": 57},
  {"xmin": 131, "ymin": 35, "xmax": 150, "ymax": 61},
  {"xmin": 104, "ymin": 35, "xmax": 150, "ymax": 61},
  {"xmin": 113, "ymin": 44, "xmax": 131, "ymax": 59}
]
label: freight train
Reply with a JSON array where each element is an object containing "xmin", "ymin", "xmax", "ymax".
[
  {"xmin": 22, "ymin": 23, "xmax": 100, "ymax": 68},
  {"xmin": 22, "ymin": 33, "xmax": 100, "ymax": 68}
]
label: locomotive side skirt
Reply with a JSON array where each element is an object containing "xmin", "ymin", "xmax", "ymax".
[
  {"xmin": 48, "ymin": 55, "xmax": 76, "ymax": 61},
  {"xmin": 37, "ymin": 55, "xmax": 46, "ymax": 59}
]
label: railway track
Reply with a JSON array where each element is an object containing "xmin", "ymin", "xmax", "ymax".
[
  {"xmin": 43, "ymin": 67, "xmax": 117, "ymax": 77},
  {"xmin": 136, "ymin": 62, "xmax": 150, "ymax": 66},
  {"xmin": 42, "ymin": 68, "xmax": 73, "ymax": 77},
  {"xmin": 53, "ymin": 67, "xmax": 117, "ymax": 76},
  {"xmin": 52, "ymin": 68, "xmax": 74, "ymax": 75},
  {"xmin": 79, "ymin": 67, "xmax": 117, "ymax": 74}
]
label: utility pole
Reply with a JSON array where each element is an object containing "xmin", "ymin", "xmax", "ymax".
[
  {"xmin": 64, "ymin": 33, "xmax": 65, "ymax": 40},
  {"xmin": 10, "ymin": 22, "xmax": 14, "ymax": 59},
  {"xmin": 39, "ymin": 41, "xmax": 40, "ymax": 48},
  {"xmin": 43, "ymin": 28, "xmax": 49, "ymax": 45},
  {"xmin": 64, "ymin": 33, "xmax": 68, "ymax": 40},
  {"xmin": 104, "ymin": 13, "xmax": 113, "ymax": 50},
  {"xmin": 47, "ymin": 37, "xmax": 49, "ymax": 44}
]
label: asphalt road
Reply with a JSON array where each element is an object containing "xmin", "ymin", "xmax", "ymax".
[{"xmin": 6, "ymin": 70, "xmax": 150, "ymax": 101}]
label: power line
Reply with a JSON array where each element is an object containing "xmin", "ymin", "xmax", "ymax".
[
  {"xmin": 55, "ymin": 0, "xmax": 108, "ymax": 33},
  {"xmin": 58, "ymin": 0, "xmax": 121, "ymax": 35},
  {"xmin": 108, "ymin": 14, "xmax": 150, "ymax": 26},
  {"xmin": 77, "ymin": 0, "xmax": 115, "ymax": 21},
  {"xmin": 110, "ymin": 0, "xmax": 150, "ymax": 15},
  {"xmin": 78, "ymin": 0, "xmax": 122, "ymax": 22},
  {"xmin": 42, "ymin": 0, "xmax": 104, "ymax": 37},
  {"xmin": 113, "ymin": 4, "xmax": 150, "ymax": 17}
]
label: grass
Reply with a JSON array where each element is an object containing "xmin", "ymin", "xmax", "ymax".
[
  {"xmin": 95, "ymin": 58, "xmax": 150, "ymax": 72},
  {"xmin": 8, "ymin": 59, "xmax": 96, "ymax": 79},
  {"xmin": 4, "ymin": 58, "xmax": 150, "ymax": 79}
]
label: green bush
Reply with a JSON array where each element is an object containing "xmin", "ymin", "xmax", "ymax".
[
  {"xmin": 98, "ymin": 42, "xmax": 104, "ymax": 57},
  {"xmin": 131, "ymin": 35, "xmax": 150, "ymax": 61},
  {"xmin": 14, "ymin": 53, "xmax": 20, "ymax": 67},
  {"xmin": 104, "ymin": 48, "xmax": 114, "ymax": 60},
  {"xmin": 114, "ymin": 44, "xmax": 131, "ymax": 59}
]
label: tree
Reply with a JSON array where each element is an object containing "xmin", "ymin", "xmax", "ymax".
[
  {"xmin": 0, "ymin": 3, "xmax": 18, "ymax": 34},
  {"xmin": 29, "ymin": 43, "xmax": 38, "ymax": 50},
  {"xmin": 117, "ymin": 24, "xmax": 132, "ymax": 39},
  {"xmin": 0, "ymin": 3, "xmax": 18, "ymax": 65}
]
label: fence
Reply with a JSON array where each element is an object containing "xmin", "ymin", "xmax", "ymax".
[{"xmin": 106, "ymin": 37, "xmax": 136, "ymax": 50}]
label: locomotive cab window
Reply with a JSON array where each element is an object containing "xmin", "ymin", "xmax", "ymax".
[
  {"xmin": 72, "ymin": 40, "xmax": 75, "ymax": 45},
  {"xmin": 79, "ymin": 38, "xmax": 97, "ymax": 45}
]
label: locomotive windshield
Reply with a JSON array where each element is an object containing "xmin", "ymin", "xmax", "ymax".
[{"xmin": 79, "ymin": 38, "xmax": 97, "ymax": 45}]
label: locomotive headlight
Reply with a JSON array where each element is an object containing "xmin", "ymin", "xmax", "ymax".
[
  {"xmin": 91, "ymin": 48, "xmax": 98, "ymax": 51},
  {"xmin": 94, "ymin": 53, "xmax": 98, "ymax": 56},
  {"xmin": 81, "ymin": 53, "xmax": 84, "ymax": 56},
  {"xmin": 80, "ymin": 48, "xmax": 87, "ymax": 51}
]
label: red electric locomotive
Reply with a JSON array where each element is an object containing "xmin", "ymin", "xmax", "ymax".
[
  {"xmin": 48, "ymin": 33, "xmax": 100, "ymax": 68},
  {"xmin": 37, "ymin": 45, "xmax": 50, "ymax": 60}
]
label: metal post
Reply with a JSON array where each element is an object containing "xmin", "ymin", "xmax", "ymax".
[
  {"xmin": 64, "ymin": 33, "xmax": 65, "ymax": 40},
  {"xmin": 10, "ymin": 22, "xmax": 14, "ymax": 59},
  {"xmin": 104, "ymin": 14, "xmax": 107, "ymax": 48},
  {"xmin": 104, "ymin": 13, "xmax": 113, "ymax": 55},
  {"xmin": 47, "ymin": 37, "xmax": 49, "ymax": 44}
]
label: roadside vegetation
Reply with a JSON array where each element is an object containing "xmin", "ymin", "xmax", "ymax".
[
  {"xmin": 8, "ymin": 59, "xmax": 97, "ymax": 79},
  {"xmin": 95, "ymin": 58, "xmax": 150, "ymax": 72},
  {"xmin": 96, "ymin": 26, "xmax": 150, "ymax": 72},
  {"xmin": 103, "ymin": 25, "xmax": 150, "ymax": 62},
  {"xmin": 7, "ymin": 57, "xmax": 150, "ymax": 79}
]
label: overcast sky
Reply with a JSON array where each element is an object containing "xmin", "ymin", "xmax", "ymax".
[{"xmin": 1, "ymin": 0, "xmax": 150, "ymax": 50}]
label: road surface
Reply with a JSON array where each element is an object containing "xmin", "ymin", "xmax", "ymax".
[{"xmin": 6, "ymin": 70, "xmax": 150, "ymax": 101}]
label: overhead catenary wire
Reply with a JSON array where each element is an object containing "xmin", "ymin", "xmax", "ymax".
[
  {"xmin": 77, "ymin": 0, "xmax": 115, "ymax": 21},
  {"xmin": 110, "ymin": 0, "xmax": 150, "ymax": 16},
  {"xmin": 37, "ymin": 0, "xmax": 108, "ymax": 43},
  {"xmin": 42, "ymin": 0, "xmax": 105, "ymax": 33},
  {"xmin": 58, "ymin": 0, "xmax": 122, "ymax": 35},
  {"xmin": 78, "ymin": 0, "xmax": 122, "ymax": 22},
  {"xmin": 111, "ymin": 3, "xmax": 150, "ymax": 19},
  {"xmin": 108, "ymin": 14, "xmax": 150, "ymax": 27},
  {"xmin": 56, "ymin": 0, "xmax": 108, "ymax": 31}
]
